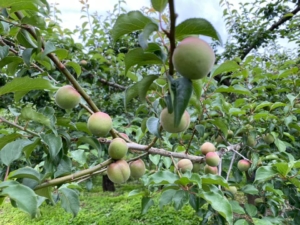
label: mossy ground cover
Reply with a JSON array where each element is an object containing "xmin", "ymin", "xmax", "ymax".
[{"xmin": 0, "ymin": 179, "xmax": 202, "ymax": 225}]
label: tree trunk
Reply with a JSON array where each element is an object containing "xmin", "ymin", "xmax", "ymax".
[{"xmin": 102, "ymin": 175, "xmax": 115, "ymax": 192}]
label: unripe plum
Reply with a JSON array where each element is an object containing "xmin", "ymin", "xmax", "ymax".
[
  {"xmin": 247, "ymin": 135, "xmax": 257, "ymax": 147},
  {"xmin": 108, "ymin": 138, "xmax": 128, "ymax": 160},
  {"xmin": 172, "ymin": 37, "xmax": 215, "ymax": 80},
  {"xmin": 55, "ymin": 85, "xmax": 81, "ymax": 110},
  {"xmin": 226, "ymin": 186, "xmax": 237, "ymax": 195},
  {"xmin": 160, "ymin": 108, "xmax": 190, "ymax": 133},
  {"xmin": 87, "ymin": 112, "xmax": 112, "ymax": 137},
  {"xmin": 177, "ymin": 159, "xmax": 193, "ymax": 173},
  {"xmin": 204, "ymin": 165, "xmax": 218, "ymax": 174},
  {"xmin": 205, "ymin": 152, "xmax": 220, "ymax": 167},
  {"xmin": 200, "ymin": 142, "xmax": 216, "ymax": 155},
  {"xmin": 107, "ymin": 159, "xmax": 130, "ymax": 184},
  {"xmin": 263, "ymin": 133, "xmax": 274, "ymax": 144},
  {"xmin": 129, "ymin": 159, "xmax": 146, "ymax": 179},
  {"xmin": 237, "ymin": 159, "xmax": 251, "ymax": 172}
]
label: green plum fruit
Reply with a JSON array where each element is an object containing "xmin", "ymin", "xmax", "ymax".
[
  {"xmin": 129, "ymin": 159, "xmax": 146, "ymax": 179},
  {"xmin": 160, "ymin": 108, "xmax": 190, "ymax": 133},
  {"xmin": 107, "ymin": 159, "xmax": 130, "ymax": 184},
  {"xmin": 108, "ymin": 138, "xmax": 128, "ymax": 160},
  {"xmin": 87, "ymin": 112, "xmax": 112, "ymax": 137},
  {"xmin": 177, "ymin": 159, "xmax": 193, "ymax": 173},
  {"xmin": 205, "ymin": 152, "xmax": 220, "ymax": 167},
  {"xmin": 226, "ymin": 186, "xmax": 237, "ymax": 195},
  {"xmin": 204, "ymin": 165, "xmax": 218, "ymax": 174},
  {"xmin": 55, "ymin": 85, "xmax": 81, "ymax": 110},
  {"xmin": 200, "ymin": 142, "xmax": 216, "ymax": 155},
  {"xmin": 172, "ymin": 37, "xmax": 215, "ymax": 80},
  {"xmin": 246, "ymin": 135, "xmax": 257, "ymax": 147},
  {"xmin": 237, "ymin": 159, "xmax": 251, "ymax": 172},
  {"xmin": 263, "ymin": 133, "xmax": 274, "ymax": 144}
]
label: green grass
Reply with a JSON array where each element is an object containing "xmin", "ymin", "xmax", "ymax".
[{"xmin": 0, "ymin": 181, "xmax": 202, "ymax": 225}]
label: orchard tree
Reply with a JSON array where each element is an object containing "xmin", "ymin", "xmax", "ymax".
[{"xmin": 0, "ymin": 0, "xmax": 300, "ymax": 224}]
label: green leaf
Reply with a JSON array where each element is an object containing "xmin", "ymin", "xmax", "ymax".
[
  {"xmin": 77, "ymin": 137, "xmax": 102, "ymax": 152},
  {"xmin": 229, "ymin": 200, "xmax": 245, "ymax": 214},
  {"xmin": 0, "ymin": 183, "xmax": 38, "ymax": 218},
  {"xmin": 22, "ymin": 48, "xmax": 34, "ymax": 66},
  {"xmin": 286, "ymin": 93, "xmax": 297, "ymax": 106},
  {"xmin": 42, "ymin": 41, "xmax": 56, "ymax": 56},
  {"xmin": 0, "ymin": 133, "xmax": 22, "ymax": 149},
  {"xmin": 151, "ymin": 0, "xmax": 168, "ymax": 12},
  {"xmin": 35, "ymin": 187, "xmax": 54, "ymax": 205},
  {"xmin": 70, "ymin": 150, "xmax": 87, "ymax": 166},
  {"xmin": 16, "ymin": 29, "xmax": 37, "ymax": 48},
  {"xmin": 146, "ymin": 117, "xmax": 162, "ymax": 138},
  {"xmin": 111, "ymin": 11, "xmax": 152, "ymax": 41},
  {"xmin": 23, "ymin": 138, "xmax": 41, "ymax": 159},
  {"xmin": 125, "ymin": 48, "xmax": 163, "ymax": 74},
  {"xmin": 215, "ymin": 85, "xmax": 251, "ymax": 95},
  {"xmin": 209, "ymin": 118, "xmax": 228, "ymax": 137},
  {"xmin": 245, "ymin": 203, "xmax": 257, "ymax": 217},
  {"xmin": 273, "ymin": 162, "xmax": 291, "ymax": 177},
  {"xmin": 58, "ymin": 187, "xmax": 80, "ymax": 217},
  {"xmin": 212, "ymin": 60, "xmax": 240, "ymax": 77},
  {"xmin": 8, "ymin": 167, "xmax": 41, "ymax": 182},
  {"xmin": 54, "ymin": 156, "xmax": 72, "ymax": 178},
  {"xmin": 138, "ymin": 22, "xmax": 159, "ymax": 49},
  {"xmin": 252, "ymin": 218, "xmax": 273, "ymax": 225},
  {"xmin": 201, "ymin": 174, "xmax": 229, "ymax": 188},
  {"xmin": 0, "ymin": 139, "xmax": 32, "ymax": 166},
  {"xmin": 159, "ymin": 189, "xmax": 176, "ymax": 209},
  {"xmin": 235, "ymin": 219, "xmax": 250, "ymax": 225},
  {"xmin": 173, "ymin": 190, "xmax": 189, "ymax": 210},
  {"xmin": 124, "ymin": 75, "xmax": 159, "ymax": 108},
  {"xmin": 270, "ymin": 102, "xmax": 286, "ymax": 111},
  {"xmin": 199, "ymin": 191, "xmax": 233, "ymax": 224},
  {"xmin": 66, "ymin": 61, "xmax": 81, "ymax": 77},
  {"xmin": 175, "ymin": 18, "xmax": 222, "ymax": 44},
  {"xmin": 0, "ymin": 56, "xmax": 23, "ymax": 68},
  {"xmin": 141, "ymin": 197, "xmax": 154, "ymax": 214},
  {"xmin": 254, "ymin": 166, "xmax": 278, "ymax": 183},
  {"xmin": 20, "ymin": 105, "xmax": 51, "ymax": 128},
  {"xmin": 0, "ymin": 77, "xmax": 55, "ymax": 98},
  {"xmin": 0, "ymin": 46, "xmax": 9, "ymax": 59},
  {"xmin": 147, "ymin": 171, "xmax": 179, "ymax": 185},
  {"xmin": 149, "ymin": 154, "xmax": 161, "ymax": 166},
  {"xmin": 241, "ymin": 185, "xmax": 259, "ymax": 195},
  {"xmin": 41, "ymin": 134, "xmax": 62, "ymax": 160},
  {"xmin": 254, "ymin": 101, "xmax": 272, "ymax": 112},
  {"xmin": 192, "ymin": 79, "xmax": 203, "ymax": 99},
  {"xmin": 274, "ymin": 138, "xmax": 286, "ymax": 152},
  {"xmin": 171, "ymin": 77, "xmax": 193, "ymax": 127}
]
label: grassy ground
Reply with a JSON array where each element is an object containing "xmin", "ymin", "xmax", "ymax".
[{"xmin": 0, "ymin": 180, "xmax": 202, "ymax": 225}]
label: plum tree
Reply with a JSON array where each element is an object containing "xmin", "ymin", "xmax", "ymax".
[
  {"xmin": 108, "ymin": 138, "xmax": 128, "ymax": 160},
  {"xmin": 200, "ymin": 142, "xmax": 216, "ymax": 155},
  {"xmin": 237, "ymin": 159, "xmax": 251, "ymax": 172},
  {"xmin": 172, "ymin": 37, "xmax": 215, "ymax": 80},
  {"xmin": 204, "ymin": 165, "xmax": 218, "ymax": 174},
  {"xmin": 55, "ymin": 85, "xmax": 81, "ymax": 109},
  {"xmin": 160, "ymin": 108, "xmax": 190, "ymax": 133},
  {"xmin": 205, "ymin": 152, "xmax": 220, "ymax": 167},
  {"xmin": 87, "ymin": 112, "xmax": 112, "ymax": 137},
  {"xmin": 177, "ymin": 159, "xmax": 193, "ymax": 173},
  {"xmin": 129, "ymin": 159, "xmax": 146, "ymax": 179},
  {"xmin": 263, "ymin": 133, "xmax": 274, "ymax": 144},
  {"xmin": 107, "ymin": 160, "xmax": 130, "ymax": 184}
]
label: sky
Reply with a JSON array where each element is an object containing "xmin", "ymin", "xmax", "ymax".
[
  {"xmin": 47, "ymin": 0, "xmax": 228, "ymax": 43},
  {"xmin": 46, "ymin": 0, "xmax": 295, "ymax": 52}
]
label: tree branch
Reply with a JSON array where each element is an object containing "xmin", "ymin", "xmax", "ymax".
[{"xmin": 240, "ymin": 4, "xmax": 300, "ymax": 60}]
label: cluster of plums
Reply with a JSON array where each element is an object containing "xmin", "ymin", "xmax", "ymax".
[{"xmin": 176, "ymin": 142, "xmax": 251, "ymax": 175}]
